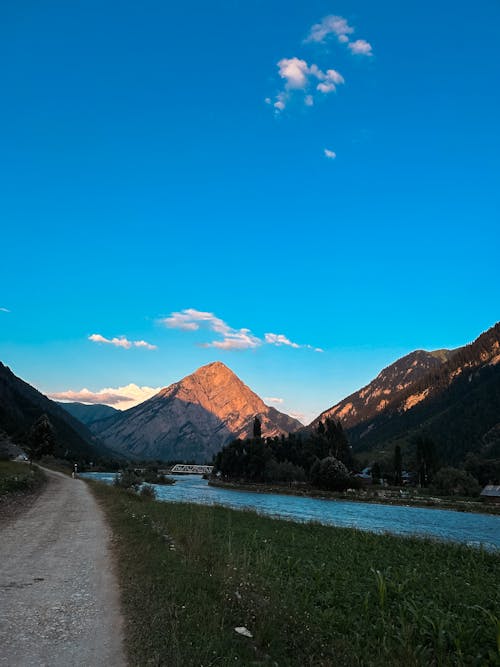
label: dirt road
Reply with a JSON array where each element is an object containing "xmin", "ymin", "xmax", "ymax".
[{"xmin": 0, "ymin": 468, "xmax": 125, "ymax": 666}]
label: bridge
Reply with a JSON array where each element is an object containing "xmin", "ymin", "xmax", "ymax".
[{"xmin": 170, "ymin": 464, "xmax": 214, "ymax": 475}]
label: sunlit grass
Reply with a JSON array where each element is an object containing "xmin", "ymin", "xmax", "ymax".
[{"xmin": 91, "ymin": 481, "xmax": 500, "ymax": 666}]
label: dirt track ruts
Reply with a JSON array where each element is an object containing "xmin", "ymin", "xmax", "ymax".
[{"xmin": 0, "ymin": 468, "xmax": 125, "ymax": 666}]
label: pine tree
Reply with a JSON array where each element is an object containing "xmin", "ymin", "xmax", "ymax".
[
  {"xmin": 253, "ymin": 416, "xmax": 262, "ymax": 439},
  {"xmin": 25, "ymin": 414, "xmax": 56, "ymax": 464},
  {"xmin": 394, "ymin": 445, "xmax": 403, "ymax": 485}
]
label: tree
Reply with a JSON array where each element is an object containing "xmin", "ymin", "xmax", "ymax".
[
  {"xmin": 432, "ymin": 467, "xmax": 481, "ymax": 497},
  {"xmin": 393, "ymin": 445, "xmax": 403, "ymax": 486},
  {"xmin": 253, "ymin": 416, "xmax": 262, "ymax": 439},
  {"xmin": 310, "ymin": 456, "xmax": 352, "ymax": 491},
  {"xmin": 414, "ymin": 434, "xmax": 438, "ymax": 486},
  {"xmin": 25, "ymin": 414, "xmax": 56, "ymax": 464},
  {"xmin": 371, "ymin": 462, "xmax": 382, "ymax": 485}
]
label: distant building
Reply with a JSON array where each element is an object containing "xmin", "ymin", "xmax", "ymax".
[{"xmin": 480, "ymin": 485, "xmax": 500, "ymax": 504}]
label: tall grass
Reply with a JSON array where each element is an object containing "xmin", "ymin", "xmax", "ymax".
[
  {"xmin": 0, "ymin": 461, "xmax": 45, "ymax": 495},
  {"xmin": 91, "ymin": 481, "xmax": 500, "ymax": 666}
]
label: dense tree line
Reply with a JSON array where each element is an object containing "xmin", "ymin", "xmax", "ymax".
[{"xmin": 213, "ymin": 418, "xmax": 360, "ymax": 491}]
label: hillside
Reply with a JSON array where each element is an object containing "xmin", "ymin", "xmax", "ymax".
[
  {"xmin": 0, "ymin": 362, "xmax": 106, "ymax": 461},
  {"xmin": 93, "ymin": 361, "xmax": 303, "ymax": 461},
  {"xmin": 346, "ymin": 323, "xmax": 500, "ymax": 465},
  {"xmin": 58, "ymin": 402, "xmax": 119, "ymax": 426},
  {"xmin": 310, "ymin": 349, "xmax": 455, "ymax": 431}
]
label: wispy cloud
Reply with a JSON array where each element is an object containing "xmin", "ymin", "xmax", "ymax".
[
  {"xmin": 348, "ymin": 39, "xmax": 373, "ymax": 56},
  {"xmin": 305, "ymin": 15, "xmax": 354, "ymax": 44},
  {"xmin": 0, "ymin": 307, "xmax": 10, "ymax": 313},
  {"xmin": 324, "ymin": 148, "xmax": 336, "ymax": 159},
  {"xmin": 270, "ymin": 57, "xmax": 344, "ymax": 113},
  {"xmin": 49, "ymin": 383, "xmax": 162, "ymax": 410},
  {"xmin": 264, "ymin": 333, "xmax": 300, "ymax": 348},
  {"xmin": 88, "ymin": 333, "xmax": 157, "ymax": 350},
  {"xmin": 264, "ymin": 397, "xmax": 284, "ymax": 405},
  {"xmin": 304, "ymin": 14, "xmax": 373, "ymax": 56},
  {"xmin": 160, "ymin": 308, "xmax": 322, "ymax": 352}
]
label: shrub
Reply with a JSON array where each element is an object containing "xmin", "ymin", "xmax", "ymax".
[
  {"xmin": 432, "ymin": 467, "xmax": 481, "ymax": 497},
  {"xmin": 114, "ymin": 469, "xmax": 142, "ymax": 491},
  {"xmin": 310, "ymin": 456, "xmax": 352, "ymax": 491},
  {"xmin": 139, "ymin": 484, "xmax": 157, "ymax": 500}
]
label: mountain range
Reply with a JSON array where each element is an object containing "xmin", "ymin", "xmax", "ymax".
[{"xmin": 2, "ymin": 321, "xmax": 499, "ymax": 468}]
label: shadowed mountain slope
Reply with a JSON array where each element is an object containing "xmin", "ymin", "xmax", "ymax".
[
  {"xmin": 0, "ymin": 362, "xmax": 105, "ymax": 460},
  {"xmin": 57, "ymin": 402, "xmax": 119, "ymax": 427}
]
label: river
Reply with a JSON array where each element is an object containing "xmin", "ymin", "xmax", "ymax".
[{"xmin": 83, "ymin": 472, "xmax": 500, "ymax": 549}]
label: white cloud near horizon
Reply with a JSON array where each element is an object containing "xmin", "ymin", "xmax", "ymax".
[
  {"xmin": 88, "ymin": 333, "xmax": 157, "ymax": 350},
  {"xmin": 304, "ymin": 14, "xmax": 373, "ymax": 56},
  {"xmin": 271, "ymin": 57, "xmax": 344, "ymax": 112},
  {"xmin": 49, "ymin": 383, "xmax": 162, "ymax": 411},
  {"xmin": 324, "ymin": 148, "xmax": 336, "ymax": 159},
  {"xmin": 160, "ymin": 308, "xmax": 323, "ymax": 352}
]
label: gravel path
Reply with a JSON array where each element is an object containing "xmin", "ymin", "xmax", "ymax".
[{"xmin": 0, "ymin": 468, "xmax": 125, "ymax": 666}]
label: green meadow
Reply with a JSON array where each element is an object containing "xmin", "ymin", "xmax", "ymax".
[{"xmin": 91, "ymin": 482, "xmax": 500, "ymax": 666}]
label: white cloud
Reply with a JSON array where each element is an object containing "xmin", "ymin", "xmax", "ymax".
[
  {"xmin": 348, "ymin": 39, "xmax": 373, "ymax": 56},
  {"xmin": 305, "ymin": 15, "xmax": 354, "ymax": 44},
  {"xmin": 264, "ymin": 333, "xmax": 300, "ymax": 348},
  {"xmin": 160, "ymin": 309, "xmax": 260, "ymax": 351},
  {"xmin": 160, "ymin": 308, "xmax": 322, "ymax": 353},
  {"xmin": 264, "ymin": 397, "xmax": 284, "ymax": 405},
  {"xmin": 0, "ymin": 307, "xmax": 10, "ymax": 313},
  {"xmin": 324, "ymin": 148, "xmax": 336, "ymax": 159},
  {"xmin": 88, "ymin": 333, "xmax": 157, "ymax": 350},
  {"xmin": 305, "ymin": 14, "xmax": 374, "ymax": 57},
  {"xmin": 49, "ymin": 383, "xmax": 162, "ymax": 411},
  {"xmin": 271, "ymin": 59, "xmax": 344, "ymax": 112},
  {"xmin": 277, "ymin": 57, "xmax": 310, "ymax": 89}
]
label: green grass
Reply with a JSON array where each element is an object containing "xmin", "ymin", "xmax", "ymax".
[
  {"xmin": 0, "ymin": 460, "xmax": 46, "ymax": 495},
  {"xmin": 91, "ymin": 481, "xmax": 500, "ymax": 666}
]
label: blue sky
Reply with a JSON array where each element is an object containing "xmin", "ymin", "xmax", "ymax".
[{"xmin": 1, "ymin": 1, "xmax": 499, "ymax": 423}]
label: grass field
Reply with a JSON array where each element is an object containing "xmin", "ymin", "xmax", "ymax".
[
  {"xmin": 0, "ymin": 461, "xmax": 45, "ymax": 495},
  {"xmin": 91, "ymin": 481, "xmax": 500, "ymax": 666}
]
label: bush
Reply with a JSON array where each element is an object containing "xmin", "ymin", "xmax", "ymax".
[
  {"xmin": 139, "ymin": 484, "xmax": 157, "ymax": 500},
  {"xmin": 114, "ymin": 469, "xmax": 142, "ymax": 491},
  {"xmin": 431, "ymin": 467, "xmax": 481, "ymax": 497},
  {"xmin": 310, "ymin": 456, "xmax": 353, "ymax": 491}
]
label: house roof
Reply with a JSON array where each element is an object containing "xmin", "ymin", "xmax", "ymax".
[{"xmin": 480, "ymin": 485, "xmax": 500, "ymax": 497}]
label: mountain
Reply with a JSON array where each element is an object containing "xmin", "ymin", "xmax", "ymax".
[
  {"xmin": 57, "ymin": 402, "xmax": 119, "ymax": 427},
  {"xmin": 0, "ymin": 362, "xmax": 106, "ymax": 460},
  {"xmin": 310, "ymin": 349, "xmax": 456, "ymax": 432},
  {"xmin": 312, "ymin": 323, "xmax": 500, "ymax": 467},
  {"xmin": 93, "ymin": 361, "xmax": 303, "ymax": 461}
]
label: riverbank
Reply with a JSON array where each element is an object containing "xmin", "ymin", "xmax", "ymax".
[
  {"xmin": 208, "ymin": 478, "xmax": 500, "ymax": 515},
  {"xmin": 90, "ymin": 479, "xmax": 500, "ymax": 666}
]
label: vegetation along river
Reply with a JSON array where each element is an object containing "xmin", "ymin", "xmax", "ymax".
[{"xmin": 84, "ymin": 473, "xmax": 500, "ymax": 550}]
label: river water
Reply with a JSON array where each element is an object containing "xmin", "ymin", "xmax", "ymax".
[{"xmin": 83, "ymin": 472, "xmax": 500, "ymax": 549}]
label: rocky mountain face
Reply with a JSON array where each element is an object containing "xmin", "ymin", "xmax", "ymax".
[
  {"xmin": 338, "ymin": 323, "xmax": 500, "ymax": 465},
  {"xmin": 0, "ymin": 362, "xmax": 104, "ymax": 460},
  {"xmin": 58, "ymin": 402, "xmax": 118, "ymax": 427},
  {"xmin": 310, "ymin": 349, "xmax": 455, "ymax": 432},
  {"xmin": 93, "ymin": 361, "xmax": 303, "ymax": 462}
]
